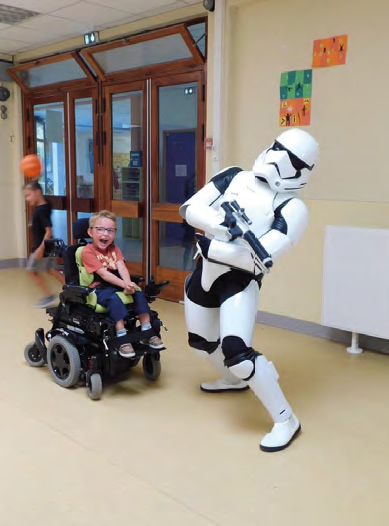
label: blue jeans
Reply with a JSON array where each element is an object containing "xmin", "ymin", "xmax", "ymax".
[{"xmin": 94, "ymin": 286, "xmax": 150, "ymax": 324}]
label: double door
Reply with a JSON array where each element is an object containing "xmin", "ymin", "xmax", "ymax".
[{"xmin": 27, "ymin": 71, "xmax": 205, "ymax": 301}]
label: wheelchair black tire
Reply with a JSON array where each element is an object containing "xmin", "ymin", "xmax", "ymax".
[
  {"xmin": 24, "ymin": 342, "xmax": 45, "ymax": 368},
  {"xmin": 142, "ymin": 353, "xmax": 161, "ymax": 381},
  {"xmin": 47, "ymin": 336, "xmax": 81, "ymax": 388},
  {"xmin": 87, "ymin": 373, "xmax": 102, "ymax": 401}
]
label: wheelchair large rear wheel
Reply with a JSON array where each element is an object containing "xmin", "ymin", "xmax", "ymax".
[
  {"xmin": 142, "ymin": 353, "xmax": 161, "ymax": 381},
  {"xmin": 47, "ymin": 336, "xmax": 81, "ymax": 388},
  {"xmin": 24, "ymin": 342, "xmax": 45, "ymax": 368}
]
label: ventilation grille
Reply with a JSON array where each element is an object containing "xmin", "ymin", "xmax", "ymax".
[{"xmin": 0, "ymin": 3, "xmax": 40, "ymax": 25}]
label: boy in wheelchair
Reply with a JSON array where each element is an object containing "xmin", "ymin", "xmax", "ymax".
[
  {"xmin": 81, "ymin": 210, "xmax": 163, "ymax": 358},
  {"xmin": 24, "ymin": 211, "xmax": 168, "ymax": 400}
]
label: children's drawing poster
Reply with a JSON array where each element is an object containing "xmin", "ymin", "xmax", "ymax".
[
  {"xmin": 312, "ymin": 35, "xmax": 348, "ymax": 67},
  {"xmin": 279, "ymin": 69, "xmax": 312, "ymax": 127}
]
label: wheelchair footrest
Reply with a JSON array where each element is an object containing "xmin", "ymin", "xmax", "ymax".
[{"xmin": 110, "ymin": 328, "xmax": 159, "ymax": 349}]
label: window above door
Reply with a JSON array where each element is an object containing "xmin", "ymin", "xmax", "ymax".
[
  {"xmin": 80, "ymin": 22, "xmax": 206, "ymax": 82},
  {"xmin": 8, "ymin": 20, "xmax": 206, "ymax": 92},
  {"xmin": 8, "ymin": 53, "xmax": 96, "ymax": 93}
]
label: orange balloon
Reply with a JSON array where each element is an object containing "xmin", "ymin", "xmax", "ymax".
[{"xmin": 20, "ymin": 154, "xmax": 42, "ymax": 178}]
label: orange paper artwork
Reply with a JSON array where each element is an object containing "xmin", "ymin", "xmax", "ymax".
[{"xmin": 312, "ymin": 35, "xmax": 348, "ymax": 68}]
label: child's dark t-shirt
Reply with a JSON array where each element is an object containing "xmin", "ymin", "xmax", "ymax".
[{"xmin": 31, "ymin": 203, "xmax": 52, "ymax": 251}]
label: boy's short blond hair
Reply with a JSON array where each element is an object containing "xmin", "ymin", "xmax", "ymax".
[{"xmin": 89, "ymin": 210, "xmax": 117, "ymax": 229}]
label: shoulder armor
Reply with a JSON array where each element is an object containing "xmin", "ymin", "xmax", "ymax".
[
  {"xmin": 210, "ymin": 166, "xmax": 243, "ymax": 194},
  {"xmin": 272, "ymin": 198, "xmax": 293, "ymax": 235}
]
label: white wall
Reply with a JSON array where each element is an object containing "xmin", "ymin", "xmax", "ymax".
[
  {"xmin": 0, "ymin": 82, "xmax": 25, "ymax": 262},
  {"xmin": 215, "ymin": 0, "xmax": 389, "ymax": 324}
]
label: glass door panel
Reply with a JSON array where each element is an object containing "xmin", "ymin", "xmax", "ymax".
[
  {"xmin": 68, "ymin": 89, "xmax": 97, "ymax": 234},
  {"xmin": 112, "ymin": 91, "xmax": 143, "ymax": 203},
  {"xmin": 51, "ymin": 210, "xmax": 68, "ymax": 242},
  {"xmin": 151, "ymin": 73, "xmax": 204, "ymax": 301},
  {"xmin": 75, "ymin": 97, "xmax": 94, "ymax": 199},
  {"xmin": 159, "ymin": 220, "xmax": 195, "ymax": 272},
  {"xmin": 33, "ymin": 101, "xmax": 68, "ymax": 242},
  {"xmin": 31, "ymin": 91, "xmax": 97, "ymax": 249},
  {"xmin": 114, "ymin": 217, "xmax": 144, "ymax": 265},
  {"xmin": 158, "ymin": 83, "xmax": 198, "ymax": 205},
  {"xmin": 34, "ymin": 102, "xmax": 66, "ymax": 197},
  {"xmin": 105, "ymin": 83, "xmax": 146, "ymax": 278}
]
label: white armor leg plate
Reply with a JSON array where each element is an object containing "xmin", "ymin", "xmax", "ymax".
[
  {"xmin": 184, "ymin": 293, "xmax": 220, "ymax": 343},
  {"xmin": 230, "ymin": 355, "xmax": 301, "ymax": 451},
  {"xmin": 246, "ymin": 355, "xmax": 292, "ymax": 423},
  {"xmin": 229, "ymin": 355, "xmax": 292, "ymax": 422},
  {"xmin": 198, "ymin": 279, "xmax": 258, "ymax": 392},
  {"xmin": 219, "ymin": 280, "xmax": 259, "ymax": 345},
  {"xmin": 200, "ymin": 347, "xmax": 249, "ymax": 392}
]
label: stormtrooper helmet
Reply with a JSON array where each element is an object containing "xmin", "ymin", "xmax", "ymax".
[{"xmin": 252, "ymin": 128, "xmax": 319, "ymax": 192}]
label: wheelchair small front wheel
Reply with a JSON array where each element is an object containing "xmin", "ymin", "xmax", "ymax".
[
  {"xmin": 47, "ymin": 336, "xmax": 81, "ymax": 388},
  {"xmin": 87, "ymin": 373, "xmax": 102, "ymax": 401},
  {"xmin": 24, "ymin": 342, "xmax": 45, "ymax": 368},
  {"xmin": 142, "ymin": 353, "xmax": 161, "ymax": 381}
]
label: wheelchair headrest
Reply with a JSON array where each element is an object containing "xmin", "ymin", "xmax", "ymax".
[{"xmin": 73, "ymin": 218, "xmax": 90, "ymax": 240}]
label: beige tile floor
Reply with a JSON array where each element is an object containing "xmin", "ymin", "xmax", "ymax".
[{"xmin": 1, "ymin": 268, "xmax": 389, "ymax": 525}]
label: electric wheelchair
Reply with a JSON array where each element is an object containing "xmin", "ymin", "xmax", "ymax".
[{"xmin": 24, "ymin": 218, "xmax": 169, "ymax": 400}]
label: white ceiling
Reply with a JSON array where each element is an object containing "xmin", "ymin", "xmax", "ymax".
[{"xmin": 0, "ymin": 0, "xmax": 200, "ymax": 56}]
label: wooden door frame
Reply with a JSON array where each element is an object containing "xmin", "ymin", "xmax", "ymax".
[
  {"xmin": 103, "ymin": 80, "xmax": 148, "ymax": 278},
  {"xmin": 150, "ymin": 70, "xmax": 206, "ymax": 301},
  {"xmin": 24, "ymin": 93, "xmax": 70, "ymax": 251},
  {"xmin": 18, "ymin": 19, "xmax": 207, "ymax": 300},
  {"xmin": 67, "ymin": 88, "xmax": 98, "ymax": 235}
]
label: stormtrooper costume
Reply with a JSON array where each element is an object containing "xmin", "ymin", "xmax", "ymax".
[{"xmin": 179, "ymin": 128, "xmax": 319, "ymax": 452}]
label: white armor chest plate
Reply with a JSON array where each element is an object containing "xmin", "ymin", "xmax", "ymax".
[{"xmin": 221, "ymin": 171, "xmax": 275, "ymax": 238}]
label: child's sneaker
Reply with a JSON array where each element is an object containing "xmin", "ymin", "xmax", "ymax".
[
  {"xmin": 140, "ymin": 335, "xmax": 164, "ymax": 350},
  {"xmin": 35, "ymin": 295, "xmax": 57, "ymax": 308},
  {"xmin": 119, "ymin": 343, "xmax": 136, "ymax": 358}
]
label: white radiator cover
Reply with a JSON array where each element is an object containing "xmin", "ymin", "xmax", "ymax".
[{"xmin": 322, "ymin": 225, "xmax": 389, "ymax": 340}]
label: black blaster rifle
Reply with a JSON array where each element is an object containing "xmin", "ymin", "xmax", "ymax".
[{"xmin": 220, "ymin": 200, "xmax": 273, "ymax": 274}]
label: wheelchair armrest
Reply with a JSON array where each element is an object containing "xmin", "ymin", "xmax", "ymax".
[
  {"xmin": 44, "ymin": 238, "xmax": 65, "ymax": 257},
  {"xmin": 131, "ymin": 275, "xmax": 145, "ymax": 284},
  {"xmin": 61, "ymin": 284, "xmax": 91, "ymax": 304},
  {"xmin": 144, "ymin": 280, "xmax": 169, "ymax": 302}
]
